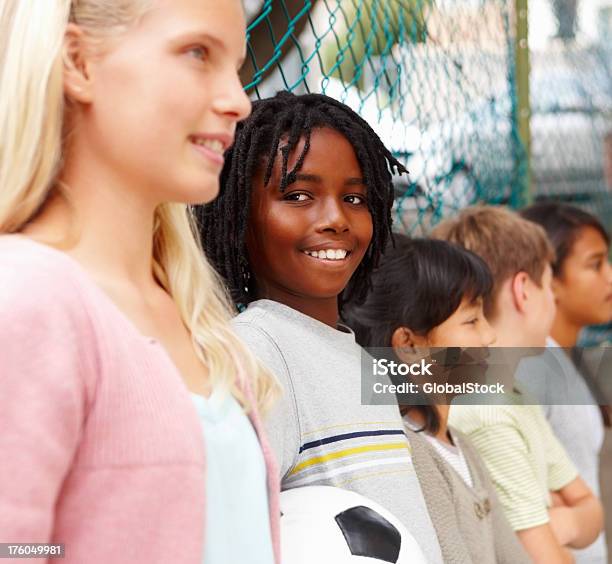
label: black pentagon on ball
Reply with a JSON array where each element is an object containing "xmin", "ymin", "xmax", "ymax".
[{"xmin": 334, "ymin": 505, "xmax": 401, "ymax": 563}]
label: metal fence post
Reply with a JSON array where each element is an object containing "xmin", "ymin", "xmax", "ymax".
[{"xmin": 514, "ymin": 0, "xmax": 532, "ymax": 206}]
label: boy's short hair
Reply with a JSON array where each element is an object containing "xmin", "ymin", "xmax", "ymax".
[{"xmin": 430, "ymin": 205, "xmax": 555, "ymax": 317}]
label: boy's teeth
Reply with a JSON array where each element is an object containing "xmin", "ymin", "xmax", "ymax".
[{"xmin": 304, "ymin": 249, "xmax": 349, "ymax": 260}]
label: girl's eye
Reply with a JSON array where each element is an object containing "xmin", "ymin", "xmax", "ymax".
[
  {"xmin": 345, "ymin": 194, "xmax": 366, "ymax": 205},
  {"xmin": 188, "ymin": 45, "xmax": 209, "ymax": 61},
  {"xmin": 464, "ymin": 318, "xmax": 479, "ymax": 326},
  {"xmin": 283, "ymin": 192, "xmax": 311, "ymax": 202}
]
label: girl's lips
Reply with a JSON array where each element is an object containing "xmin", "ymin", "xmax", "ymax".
[{"xmin": 191, "ymin": 141, "xmax": 225, "ymax": 166}]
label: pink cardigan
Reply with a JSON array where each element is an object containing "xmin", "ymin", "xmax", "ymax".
[{"xmin": 0, "ymin": 236, "xmax": 280, "ymax": 564}]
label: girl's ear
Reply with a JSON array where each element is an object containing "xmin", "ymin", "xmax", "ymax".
[
  {"xmin": 63, "ymin": 23, "xmax": 94, "ymax": 103},
  {"xmin": 391, "ymin": 326, "xmax": 413, "ymax": 349},
  {"xmin": 391, "ymin": 326, "xmax": 428, "ymax": 362}
]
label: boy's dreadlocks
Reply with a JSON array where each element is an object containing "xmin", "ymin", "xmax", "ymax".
[{"xmin": 196, "ymin": 91, "xmax": 407, "ymax": 307}]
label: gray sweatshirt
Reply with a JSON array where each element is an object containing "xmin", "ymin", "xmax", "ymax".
[
  {"xmin": 232, "ymin": 299, "xmax": 443, "ymax": 564},
  {"xmin": 517, "ymin": 341, "xmax": 607, "ymax": 564}
]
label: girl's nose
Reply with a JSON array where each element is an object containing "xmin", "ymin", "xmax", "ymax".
[
  {"xmin": 482, "ymin": 319, "xmax": 496, "ymax": 346},
  {"xmin": 605, "ymin": 260, "xmax": 612, "ymax": 285},
  {"xmin": 213, "ymin": 70, "xmax": 252, "ymax": 122}
]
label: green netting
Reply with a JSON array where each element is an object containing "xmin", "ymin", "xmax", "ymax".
[{"xmin": 241, "ymin": 0, "xmax": 612, "ymax": 233}]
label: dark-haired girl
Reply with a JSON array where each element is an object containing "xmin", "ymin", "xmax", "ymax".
[
  {"xmin": 521, "ymin": 202, "xmax": 612, "ymax": 564},
  {"xmin": 198, "ymin": 91, "xmax": 442, "ymax": 563},
  {"xmin": 521, "ymin": 202, "xmax": 612, "ymax": 347},
  {"xmin": 343, "ymin": 234, "xmax": 531, "ymax": 564}
]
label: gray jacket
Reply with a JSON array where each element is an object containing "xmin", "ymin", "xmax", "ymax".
[{"xmin": 407, "ymin": 427, "xmax": 532, "ymax": 564}]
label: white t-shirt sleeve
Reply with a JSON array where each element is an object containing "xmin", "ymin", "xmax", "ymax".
[{"xmin": 232, "ymin": 321, "xmax": 301, "ymax": 480}]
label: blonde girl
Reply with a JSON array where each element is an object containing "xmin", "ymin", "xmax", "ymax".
[{"xmin": 0, "ymin": 1, "xmax": 279, "ymax": 563}]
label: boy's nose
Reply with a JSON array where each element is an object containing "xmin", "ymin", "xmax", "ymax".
[{"xmin": 317, "ymin": 200, "xmax": 349, "ymax": 233}]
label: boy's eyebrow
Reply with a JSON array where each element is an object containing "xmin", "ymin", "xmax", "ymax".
[
  {"xmin": 294, "ymin": 173, "xmax": 321, "ymax": 183},
  {"xmin": 345, "ymin": 177, "xmax": 367, "ymax": 186},
  {"xmin": 293, "ymin": 173, "xmax": 366, "ymax": 186}
]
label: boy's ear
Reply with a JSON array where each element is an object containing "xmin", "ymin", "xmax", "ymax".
[
  {"xmin": 63, "ymin": 23, "xmax": 94, "ymax": 103},
  {"xmin": 510, "ymin": 271, "xmax": 529, "ymax": 314}
]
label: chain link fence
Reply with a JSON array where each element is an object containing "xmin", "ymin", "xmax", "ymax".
[
  {"xmin": 529, "ymin": 0, "xmax": 612, "ymax": 230},
  {"xmin": 242, "ymin": 0, "xmax": 524, "ymax": 234},
  {"xmin": 242, "ymin": 0, "xmax": 612, "ymax": 232}
]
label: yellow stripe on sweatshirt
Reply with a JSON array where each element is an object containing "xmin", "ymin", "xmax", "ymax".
[{"xmin": 289, "ymin": 442, "xmax": 410, "ymax": 476}]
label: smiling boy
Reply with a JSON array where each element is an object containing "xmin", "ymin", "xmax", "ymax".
[{"xmin": 198, "ymin": 92, "xmax": 443, "ymax": 563}]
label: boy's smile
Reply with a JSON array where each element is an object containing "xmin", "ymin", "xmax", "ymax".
[
  {"xmin": 246, "ymin": 127, "xmax": 373, "ymax": 319},
  {"xmin": 299, "ymin": 238, "xmax": 355, "ymax": 266},
  {"xmin": 301, "ymin": 247, "xmax": 351, "ymax": 261}
]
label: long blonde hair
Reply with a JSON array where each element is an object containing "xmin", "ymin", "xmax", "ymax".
[{"xmin": 0, "ymin": 0, "xmax": 277, "ymax": 412}]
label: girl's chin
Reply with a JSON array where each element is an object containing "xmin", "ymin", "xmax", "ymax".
[{"xmin": 171, "ymin": 182, "xmax": 220, "ymax": 206}]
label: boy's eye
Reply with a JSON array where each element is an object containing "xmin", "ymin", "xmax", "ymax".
[
  {"xmin": 283, "ymin": 192, "xmax": 311, "ymax": 202},
  {"xmin": 345, "ymin": 194, "xmax": 366, "ymax": 205},
  {"xmin": 188, "ymin": 45, "xmax": 209, "ymax": 61}
]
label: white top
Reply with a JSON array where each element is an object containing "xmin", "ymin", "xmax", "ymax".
[
  {"xmin": 423, "ymin": 431, "xmax": 474, "ymax": 488},
  {"xmin": 191, "ymin": 389, "xmax": 274, "ymax": 564},
  {"xmin": 403, "ymin": 417, "xmax": 475, "ymax": 488}
]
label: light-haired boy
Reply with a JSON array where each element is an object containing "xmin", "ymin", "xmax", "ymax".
[{"xmin": 432, "ymin": 205, "xmax": 604, "ymax": 564}]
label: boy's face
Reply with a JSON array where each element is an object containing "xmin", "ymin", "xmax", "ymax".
[
  {"xmin": 246, "ymin": 127, "xmax": 373, "ymax": 305},
  {"xmin": 493, "ymin": 264, "xmax": 555, "ymax": 347}
]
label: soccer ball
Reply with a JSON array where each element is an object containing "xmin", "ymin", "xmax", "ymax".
[{"xmin": 280, "ymin": 486, "xmax": 427, "ymax": 563}]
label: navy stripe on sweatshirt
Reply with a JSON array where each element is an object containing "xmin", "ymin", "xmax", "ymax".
[{"xmin": 299, "ymin": 429, "xmax": 406, "ymax": 453}]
